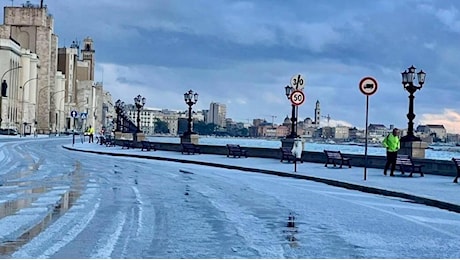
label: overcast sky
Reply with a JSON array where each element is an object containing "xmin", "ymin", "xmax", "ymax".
[{"xmin": 5, "ymin": 0, "xmax": 460, "ymax": 132}]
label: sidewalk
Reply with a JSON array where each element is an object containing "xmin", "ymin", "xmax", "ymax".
[{"xmin": 64, "ymin": 142, "xmax": 460, "ymax": 213}]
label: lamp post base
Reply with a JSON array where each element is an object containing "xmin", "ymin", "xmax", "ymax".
[
  {"xmin": 180, "ymin": 133, "xmax": 199, "ymax": 145},
  {"xmin": 281, "ymin": 137, "xmax": 304, "ymax": 149},
  {"xmin": 399, "ymin": 139, "xmax": 428, "ymax": 159},
  {"xmin": 134, "ymin": 132, "xmax": 146, "ymax": 143}
]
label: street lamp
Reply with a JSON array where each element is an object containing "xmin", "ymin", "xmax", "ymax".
[
  {"xmin": 133, "ymin": 94, "xmax": 146, "ymax": 132},
  {"xmin": 0, "ymin": 65, "xmax": 22, "ymax": 126},
  {"xmin": 114, "ymin": 99, "xmax": 125, "ymax": 131},
  {"xmin": 50, "ymin": 89, "xmax": 66, "ymax": 133},
  {"xmin": 183, "ymin": 89, "xmax": 198, "ymax": 135},
  {"xmin": 284, "ymin": 85, "xmax": 298, "ymax": 138},
  {"xmin": 19, "ymin": 77, "xmax": 38, "ymax": 136},
  {"xmin": 400, "ymin": 65, "xmax": 426, "ymax": 142}
]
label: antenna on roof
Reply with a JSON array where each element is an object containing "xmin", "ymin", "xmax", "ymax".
[{"xmin": 40, "ymin": 0, "xmax": 43, "ymax": 8}]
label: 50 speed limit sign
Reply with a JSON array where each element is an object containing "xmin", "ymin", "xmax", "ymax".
[{"xmin": 290, "ymin": 90, "xmax": 305, "ymax": 106}]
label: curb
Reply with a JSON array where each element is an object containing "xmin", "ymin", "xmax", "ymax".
[{"xmin": 63, "ymin": 146, "xmax": 460, "ymax": 214}]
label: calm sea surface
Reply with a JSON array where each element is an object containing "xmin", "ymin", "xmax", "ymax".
[{"xmin": 147, "ymin": 136, "xmax": 460, "ymax": 161}]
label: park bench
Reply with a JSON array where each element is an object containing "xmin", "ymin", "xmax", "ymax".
[
  {"xmin": 324, "ymin": 150, "xmax": 351, "ymax": 168},
  {"xmin": 280, "ymin": 147, "xmax": 302, "ymax": 163},
  {"xmin": 96, "ymin": 135, "xmax": 115, "ymax": 147},
  {"xmin": 396, "ymin": 155, "xmax": 424, "ymax": 177},
  {"xmin": 141, "ymin": 141, "xmax": 157, "ymax": 151},
  {"xmin": 104, "ymin": 135, "xmax": 115, "ymax": 147},
  {"xmin": 226, "ymin": 144, "xmax": 247, "ymax": 158},
  {"xmin": 121, "ymin": 140, "xmax": 135, "ymax": 149},
  {"xmin": 181, "ymin": 142, "xmax": 200, "ymax": 155},
  {"xmin": 451, "ymin": 158, "xmax": 460, "ymax": 183}
]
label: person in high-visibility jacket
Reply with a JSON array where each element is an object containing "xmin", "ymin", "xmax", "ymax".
[
  {"xmin": 382, "ymin": 128, "xmax": 400, "ymax": 176},
  {"xmin": 88, "ymin": 125, "xmax": 95, "ymax": 143}
]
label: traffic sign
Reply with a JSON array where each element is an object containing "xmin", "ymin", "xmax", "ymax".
[
  {"xmin": 80, "ymin": 112, "xmax": 87, "ymax": 119},
  {"xmin": 70, "ymin": 110, "xmax": 78, "ymax": 118},
  {"xmin": 359, "ymin": 76, "xmax": 378, "ymax": 96},
  {"xmin": 290, "ymin": 74, "xmax": 305, "ymax": 90},
  {"xmin": 290, "ymin": 90, "xmax": 305, "ymax": 106}
]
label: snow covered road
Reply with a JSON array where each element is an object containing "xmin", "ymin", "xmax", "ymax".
[{"xmin": 0, "ymin": 137, "xmax": 459, "ymax": 258}]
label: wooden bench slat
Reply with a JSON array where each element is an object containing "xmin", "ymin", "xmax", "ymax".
[
  {"xmin": 226, "ymin": 144, "xmax": 247, "ymax": 158},
  {"xmin": 141, "ymin": 141, "xmax": 157, "ymax": 151},
  {"xmin": 324, "ymin": 150, "xmax": 351, "ymax": 168},
  {"xmin": 181, "ymin": 143, "xmax": 200, "ymax": 155},
  {"xmin": 280, "ymin": 147, "xmax": 302, "ymax": 163},
  {"xmin": 121, "ymin": 140, "xmax": 135, "ymax": 149},
  {"xmin": 396, "ymin": 155, "xmax": 424, "ymax": 177}
]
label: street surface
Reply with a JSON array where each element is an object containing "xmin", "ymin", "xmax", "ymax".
[{"xmin": 0, "ymin": 137, "xmax": 459, "ymax": 258}]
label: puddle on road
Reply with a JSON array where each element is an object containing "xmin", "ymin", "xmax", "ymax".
[
  {"xmin": 0, "ymin": 186, "xmax": 46, "ymax": 219},
  {"xmin": 0, "ymin": 160, "xmax": 87, "ymax": 257}
]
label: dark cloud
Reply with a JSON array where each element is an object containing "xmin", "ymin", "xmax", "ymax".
[{"xmin": 3, "ymin": 0, "xmax": 460, "ymax": 132}]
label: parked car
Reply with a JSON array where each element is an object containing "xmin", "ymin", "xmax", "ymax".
[{"xmin": 0, "ymin": 128, "xmax": 18, "ymax": 135}]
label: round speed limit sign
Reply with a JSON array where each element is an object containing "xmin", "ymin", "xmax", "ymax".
[{"xmin": 290, "ymin": 90, "xmax": 305, "ymax": 106}]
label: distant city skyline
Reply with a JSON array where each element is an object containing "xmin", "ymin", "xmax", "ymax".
[{"xmin": 6, "ymin": 0, "xmax": 460, "ymax": 133}]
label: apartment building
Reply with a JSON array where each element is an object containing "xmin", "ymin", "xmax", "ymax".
[{"xmin": 207, "ymin": 102, "xmax": 226, "ymax": 128}]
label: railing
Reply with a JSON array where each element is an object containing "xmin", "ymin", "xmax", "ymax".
[{"xmin": 118, "ymin": 112, "xmax": 139, "ymax": 133}]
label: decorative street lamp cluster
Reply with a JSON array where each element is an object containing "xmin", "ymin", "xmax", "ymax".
[
  {"xmin": 183, "ymin": 89, "xmax": 198, "ymax": 136},
  {"xmin": 284, "ymin": 85, "xmax": 298, "ymax": 138},
  {"xmin": 401, "ymin": 65, "xmax": 426, "ymax": 142},
  {"xmin": 114, "ymin": 99, "xmax": 125, "ymax": 132},
  {"xmin": 134, "ymin": 94, "xmax": 146, "ymax": 132}
]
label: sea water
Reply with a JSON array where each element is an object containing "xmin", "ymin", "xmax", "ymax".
[{"xmin": 147, "ymin": 136, "xmax": 460, "ymax": 161}]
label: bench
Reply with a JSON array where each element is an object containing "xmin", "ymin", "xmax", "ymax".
[
  {"xmin": 104, "ymin": 135, "xmax": 115, "ymax": 147},
  {"xmin": 280, "ymin": 147, "xmax": 302, "ymax": 163},
  {"xmin": 181, "ymin": 142, "xmax": 200, "ymax": 155},
  {"xmin": 141, "ymin": 141, "xmax": 157, "ymax": 151},
  {"xmin": 452, "ymin": 158, "xmax": 460, "ymax": 183},
  {"xmin": 396, "ymin": 155, "xmax": 424, "ymax": 177},
  {"xmin": 96, "ymin": 135, "xmax": 115, "ymax": 147},
  {"xmin": 226, "ymin": 144, "xmax": 248, "ymax": 158},
  {"xmin": 324, "ymin": 150, "xmax": 351, "ymax": 168},
  {"xmin": 121, "ymin": 140, "xmax": 135, "ymax": 149}
]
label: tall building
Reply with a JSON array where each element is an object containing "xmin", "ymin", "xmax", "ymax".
[
  {"xmin": 0, "ymin": 3, "xmax": 110, "ymax": 135},
  {"xmin": 3, "ymin": 3, "xmax": 58, "ymax": 133},
  {"xmin": 207, "ymin": 102, "xmax": 226, "ymax": 128},
  {"xmin": 314, "ymin": 100, "xmax": 321, "ymax": 126}
]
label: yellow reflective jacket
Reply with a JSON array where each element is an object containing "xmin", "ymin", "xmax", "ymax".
[{"xmin": 382, "ymin": 133, "xmax": 400, "ymax": 152}]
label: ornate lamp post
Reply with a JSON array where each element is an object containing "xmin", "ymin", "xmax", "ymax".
[
  {"xmin": 134, "ymin": 94, "xmax": 146, "ymax": 132},
  {"xmin": 114, "ymin": 99, "xmax": 125, "ymax": 132},
  {"xmin": 284, "ymin": 85, "xmax": 297, "ymax": 138},
  {"xmin": 400, "ymin": 65, "xmax": 426, "ymax": 142},
  {"xmin": 183, "ymin": 89, "xmax": 198, "ymax": 136}
]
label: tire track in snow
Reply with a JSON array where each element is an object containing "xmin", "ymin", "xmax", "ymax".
[
  {"xmin": 90, "ymin": 211, "xmax": 127, "ymax": 259},
  {"xmin": 131, "ymin": 185, "xmax": 143, "ymax": 237}
]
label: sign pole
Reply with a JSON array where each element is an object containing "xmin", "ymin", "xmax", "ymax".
[
  {"xmin": 289, "ymin": 73, "xmax": 306, "ymax": 173},
  {"xmin": 359, "ymin": 76, "xmax": 378, "ymax": 181},
  {"xmin": 364, "ymin": 95, "xmax": 369, "ymax": 180},
  {"xmin": 294, "ymin": 105, "xmax": 299, "ymax": 172}
]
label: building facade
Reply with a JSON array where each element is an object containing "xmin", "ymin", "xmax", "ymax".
[
  {"xmin": 0, "ymin": 4, "xmax": 110, "ymax": 135},
  {"xmin": 207, "ymin": 102, "xmax": 226, "ymax": 128}
]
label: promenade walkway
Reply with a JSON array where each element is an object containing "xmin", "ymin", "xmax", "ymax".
[{"xmin": 64, "ymin": 142, "xmax": 460, "ymax": 213}]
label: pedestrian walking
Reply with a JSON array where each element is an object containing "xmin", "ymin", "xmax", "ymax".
[
  {"xmin": 382, "ymin": 128, "xmax": 400, "ymax": 176},
  {"xmin": 88, "ymin": 125, "xmax": 95, "ymax": 143}
]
